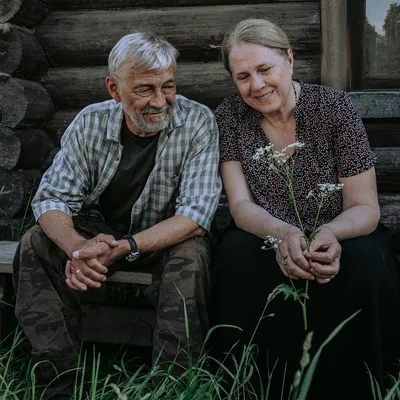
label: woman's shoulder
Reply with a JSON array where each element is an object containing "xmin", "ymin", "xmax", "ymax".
[
  {"xmin": 300, "ymin": 82, "xmax": 349, "ymax": 106},
  {"xmin": 215, "ymin": 92, "xmax": 247, "ymax": 120}
]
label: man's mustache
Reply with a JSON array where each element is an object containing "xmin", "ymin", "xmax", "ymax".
[{"xmin": 142, "ymin": 105, "xmax": 170, "ymax": 115}]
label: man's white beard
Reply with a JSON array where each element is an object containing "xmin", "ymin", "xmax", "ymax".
[{"xmin": 124, "ymin": 104, "xmax": 173, "ymax": 134}]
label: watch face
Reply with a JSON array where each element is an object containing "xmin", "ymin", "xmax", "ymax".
[{"xmin": 126, "ymin": 251, "xmax": 140, "ymax": 262}]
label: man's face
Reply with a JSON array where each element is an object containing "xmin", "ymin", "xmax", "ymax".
[{"xmin": 107, "ymin": 64, "xmax": 176, "ymax": 135}]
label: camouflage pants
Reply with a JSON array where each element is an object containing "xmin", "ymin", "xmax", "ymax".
[{"xmin": 12, "ymin": 215, "xmax": 211, "ymax": 398}]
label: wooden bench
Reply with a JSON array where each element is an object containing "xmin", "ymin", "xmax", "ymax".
[{"xmin": 0, "ymin": 240, "xmax": 157, "ymax": 345}]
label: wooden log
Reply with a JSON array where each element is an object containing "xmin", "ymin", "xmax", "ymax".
[
  {"xmin": 0, "ymin": 0, "xmax": 52, "ymax": 28},
  {"xmin": 365, "ymin": 119, "xmax": 400, "ymax": 148},
  {"xmin": 0, "ymin": 78, "xmax": 54, "ymax": 128},
  {"xmin": 47, "ymin": 0, "xmax": 318, "ymax": 10},
  {"xmin": 373, "ymin": 148, "xmax": 400, "ymax": 192},
  {"xmin": 0, "ymin": 215, "xmax": 34, "ymax": 241},
  {"xmin": 41, "ymin": 58, "xmax": 320, "ymax": 109},
  {"xmin": 0, "ymin": 169, "xmax": 32, "ymax": 218},
  {"xmin": 35, "ymin": 3, "xmax": 320, "ymax": 66},
  {"xmin": 0, "ymin": 25, "xmax": 48, "ymax": 79},
  {"xmin": 42, "ymin": 147, "xmax": 60, "ymax": 171},
  {"xmin": 0, "ymin": 73, "xmax": 11, "ymax": 121},
  {"xmin": 379, "ymin": 194, "xmax": 400, "ymax": 253},
  {"xmin": 44, "ymin": 110, "xmax": 78, "ymax": 144},
  {"xmin": 0, "ymin": 125, "xmax": 53, "ymax": 170},
  {"xmin": 349, "ymin": 92, "xmax": 400, "ymax": 119}
]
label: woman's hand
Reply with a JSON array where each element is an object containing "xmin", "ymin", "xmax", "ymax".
[
  {"xmin": 275, "ymin": 225, "xmax": 315, "ymax": 281},
  {"xmin": 306, "ymin": 226, "xmax": 342, "ymax": 284}
]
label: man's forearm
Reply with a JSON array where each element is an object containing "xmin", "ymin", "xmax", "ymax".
[
  {"xmin": 38, "ymin": 210, "xmax": 86, "ymax": 258},
  {"xmin": 131, "ymin": 215, "xmax": 204, "ymax": 253}
]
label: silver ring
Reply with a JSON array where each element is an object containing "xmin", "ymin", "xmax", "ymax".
[{"xmin": 75, "ymin": 269, "xmax": 81, "ymax": 275}]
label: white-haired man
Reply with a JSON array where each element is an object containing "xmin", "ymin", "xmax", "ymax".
[{"xmin": 12, "ymin": 32, "xmax": 221, "ymax": 399}]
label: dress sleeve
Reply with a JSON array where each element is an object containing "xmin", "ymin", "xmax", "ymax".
[
  {"xmin": 333, "ymin": 91, "xmax": 376, "ymax": 177},
  {"xmin": 215, "ymin": 98, "xmax": 240, "ymax": 163}
]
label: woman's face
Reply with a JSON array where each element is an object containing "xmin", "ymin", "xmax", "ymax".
[{"xmin": 229, "ymin": 41, "xmax": 294, "ymax": 116}]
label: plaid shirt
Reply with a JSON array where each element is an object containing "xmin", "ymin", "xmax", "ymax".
[{"xmin": 32, "ymin": 95, "xmax": 222, "ymax": 233}]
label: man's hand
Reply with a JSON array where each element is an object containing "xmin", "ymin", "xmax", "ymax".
[
  {"xmin": 65, "ymin": 258, "xmax": 107, "ymax": 291},
  {"xmin": 306, "ymin": 226, "xmax": 342, "ymax": 284},
  {"xmin": 65, "ymin": 233, "xmax": 120, "ymax": 291},
  {"xmin": 72, "ymin": 238, "xmax": 131, "ymax": 267},
  {"xmin": 275, "ymin": 225, "xmax": 315, "ymax": 281}
]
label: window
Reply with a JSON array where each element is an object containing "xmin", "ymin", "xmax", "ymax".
[{"xmin": 349, "ymin": 0, "xmax": 400, "ymax": 89}]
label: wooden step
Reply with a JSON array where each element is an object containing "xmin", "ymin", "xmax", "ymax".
[{"xmin": 0, "ymin": 241, "xmax": 154, "ymax": 285}]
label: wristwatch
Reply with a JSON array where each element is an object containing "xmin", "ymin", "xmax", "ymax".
[{"xmin": 121, "ymin": 235, "xmax": 140, "ymax": 262}]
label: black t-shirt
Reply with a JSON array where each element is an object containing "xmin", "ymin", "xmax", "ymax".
[{"xmin": 99, "ymin": 117, "xmax": 159, "ymax": 234}]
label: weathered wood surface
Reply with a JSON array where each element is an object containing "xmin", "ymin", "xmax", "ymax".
[
  {"xmin": 373, "ymin": 148, "xmax": 400, "ymax": 191},
  {"xmin": 47, "ymin": 0, "xmax": 318, "ymax": 10},
  {"xmin": 0, "ymin": 0, "xmax": 52, "ymax": 27},
  {"xmin": 320, "ymin": 0, "xmax": 347, "ymax": 90},
  {"xmin": 44, "ymin": 111, "xmax": 77, "ymax": 144},
  {"xmin": 0, "ymin": 125, "xmax": 53, "ymax": 170},
  {"xmin": 0, "ymin": 25, "xmax": 48, "ymax": 79},
  {"xmin": 365, "ymin": 119, "xmax": 400, "ymax": 148},
  {"xmin": 41, "ymin": 59, "xmax": 320, "ymax": 109},
  {"xmin": 82, "ymin": 305, "xmax": 155, "ymax": 346},
  {"xmin": 0, "ymin": 78, "xmax": 55, "ymax": 128},
  {"xmin": 0, "ymin": 169, "xmax": 32, "ymax": 218},
  {"xmin": 349, "ymin": 92, "xmax": 400, "ymax": 119},
  {"xmin": 36, "ymin": 3, "xmax": 320, "ymax": 66}
]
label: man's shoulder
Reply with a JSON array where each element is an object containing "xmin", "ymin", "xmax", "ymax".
[
  {"xmin": 174, "ymin": 95, "xmax": 214, "ymax": 120},
  {"xmin": 74, "ymin": 99, "xmax": 120, "ymax": 122}
]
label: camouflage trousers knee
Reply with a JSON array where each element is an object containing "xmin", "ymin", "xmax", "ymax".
[
  {"xmin": 13, "ymin": 216, "xmax": 212, "ymax": 395},
  {"xmin": 12, "ymin": 215, "xmax": 120, "ymax": 398},
  {"xmin": 152, "ymin": 236, "xmax": 212, "ymax": 371}
]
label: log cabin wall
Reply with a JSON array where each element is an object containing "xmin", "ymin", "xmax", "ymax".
[
  {"xmin": 0, "ymin": 0, "xmax": 399, "ymax": 256},
  {"xmin": 0, "ymin": 0, "xmax": 54, "ymax": 238}
]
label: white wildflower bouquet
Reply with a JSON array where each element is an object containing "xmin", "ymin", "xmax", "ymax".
[{"xmin": 253, "ymin": 142, "xmax": 343, "ymax": 330}]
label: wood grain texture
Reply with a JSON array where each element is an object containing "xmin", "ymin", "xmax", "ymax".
[
  {"xmin": 349, "ymin": 92, "xmax": 400, "ymax": 119},
  {"xmin": 365, "ymin": 119, "xmax": 400, "ymax": 148},
  {"xmin": 0, "ymin": 126, "xmax": 53, "ymax": 170},
  {"xmin": 373, "ymin": 148, "xmax": 400, "ymax": 191},
  {"xmin": 1, "ymin": 0, "xmax": 52, "ymax": 27},
  {"xmin": 1, "ymin": 78, "xmax": 54, "ymax": 128},
  {"xmin": 0, "ymin": 27, "xmax": 48, "ymax": 79},
  {"xmin": 0, "ymin": 0, "xmax": 22, "ymax": 23},
  {"xmin": 320, "ymin": 0, "xmax": 348, "ymax": 89},
  {"xmin": 47, "ymin": 0, "xmax": 318, "ymax": 10},
  {"xmin": 0, "ymin": 169, "xmax": 32, "ymax": 218},
  {"xmin": 40, "ymin": 59, "xmax": 320, "ymax": 109},
  {"xmin": 35, "ymin": 3, "xmax": 320, "ymax": 66}
]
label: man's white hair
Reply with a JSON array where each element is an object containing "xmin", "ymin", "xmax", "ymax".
[{"xmin": 108, "ymin": 32, "xmax": 179, "ymax": 78}]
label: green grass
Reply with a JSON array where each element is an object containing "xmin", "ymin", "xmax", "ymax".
[{"xmin": 0, "ymin": 289, "xmax": 398, "ymax": 399}]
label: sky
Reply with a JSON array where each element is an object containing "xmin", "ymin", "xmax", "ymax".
[{"xmin": 366, "ymin": 0, "xmax": 398, "ymax": 34}]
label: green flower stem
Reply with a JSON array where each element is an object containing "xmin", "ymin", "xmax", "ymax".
[{"xmin": 302, "ymin": 280, "xmax": 309, "ymax": 331}]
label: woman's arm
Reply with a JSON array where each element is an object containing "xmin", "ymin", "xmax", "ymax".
[
  {"xmin": 307, "ymin": 168, "xmax": 380, "ymax": 281},
  {"xmin": 319, "ymin": 167, "xmax": 380, "ymax": 241},
  {"xmin": 221, "ymin": 160, "xmax": 314, "ymax": 280}
]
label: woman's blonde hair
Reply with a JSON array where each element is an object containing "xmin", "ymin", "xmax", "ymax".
[{"xmin": 221, "ymin": 19, "xmax": 291, "ymax": 74}]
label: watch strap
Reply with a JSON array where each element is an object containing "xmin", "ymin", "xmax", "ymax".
[{"xmin": 122, "ymin": 235, "xmax": 138, "ymax": 253}]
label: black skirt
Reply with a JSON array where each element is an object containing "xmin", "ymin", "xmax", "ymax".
[{"xmin": 211, "ymin": 223, "xmax": 400, "ymax": 400}]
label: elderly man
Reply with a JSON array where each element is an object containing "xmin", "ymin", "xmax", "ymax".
[{"xmin": 12, "ymin": 32, "xmax": 221, "ymax": 399}]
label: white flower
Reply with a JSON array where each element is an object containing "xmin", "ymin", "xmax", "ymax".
[{"xmin": 306, "ymin": 190, "xmax": 314, "ymax": 199}]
